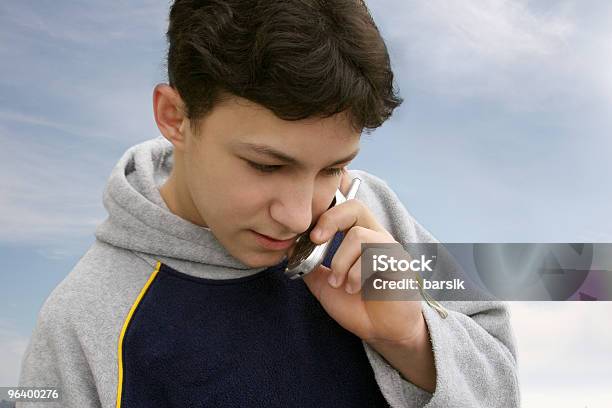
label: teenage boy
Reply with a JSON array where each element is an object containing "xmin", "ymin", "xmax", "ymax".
[{"xmin": 18, "ymin": 1, "xmax": 520, "ymax": 407}]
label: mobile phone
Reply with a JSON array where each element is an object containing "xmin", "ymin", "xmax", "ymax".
[{"xmin": 284, "ymin": 177, "xmax": 361, "ymax": 279}]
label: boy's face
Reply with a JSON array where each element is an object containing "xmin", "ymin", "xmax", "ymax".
[{"xmin": 168, "ymin": 94, "xmax": 361, "ymax": 268}]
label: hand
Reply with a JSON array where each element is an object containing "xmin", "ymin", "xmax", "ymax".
[{"xmin": 302, "ymin": 171, "xmax": 426, "ymax": 348}]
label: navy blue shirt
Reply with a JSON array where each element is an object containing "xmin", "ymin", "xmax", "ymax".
[{"xmin": 119, "ymin": 249, "xmax": 390, "ymax": 407}]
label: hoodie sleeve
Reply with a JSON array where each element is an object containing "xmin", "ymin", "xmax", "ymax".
[
  {"xmin": 17, "ymin": 288, "xmax": 102, "ymax": 408},
  {"xmin": 352, "ymin": 170, "xmax": 521, "ymax": 408}
]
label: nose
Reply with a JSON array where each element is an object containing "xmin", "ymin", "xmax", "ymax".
[{"xmin": 269, "ymin": 181, "xmax": 315, "ymax": 235}]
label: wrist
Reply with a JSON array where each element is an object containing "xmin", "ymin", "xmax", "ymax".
[
  {"xmin": 366, "ymin": 311, "xmax": 428, "ymax": 352},
  {"xmin": 366, "ymin": 312, "xmax": 437, "ymax": 393}
]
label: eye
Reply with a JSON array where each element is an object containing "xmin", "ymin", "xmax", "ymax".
[
  {"xmin": 324, "ymin": 167, "xmax": 344, "ymax": 177},
  {"xmin": 247, "ymin": 160, "xmax": 282, "ymax": 173},
  {"xmin": 245, "ymin": 159, "xmax": 343, "ymax": 177}
]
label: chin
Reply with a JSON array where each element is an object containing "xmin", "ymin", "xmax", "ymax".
[{"xmin": 240, "ymin": 250, "xmax": 288, "ymax": 269}]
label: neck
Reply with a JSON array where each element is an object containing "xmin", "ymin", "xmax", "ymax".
[{"xmin": 159, "ymin": 169, "xmax": 209, "ymax": 228}]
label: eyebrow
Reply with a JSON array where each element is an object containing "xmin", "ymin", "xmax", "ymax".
[{"xmin": 235, "ymin": 142, "xmax": 360, "ymax": 167}]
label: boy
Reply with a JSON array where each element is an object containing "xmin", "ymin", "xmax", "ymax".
[{"xmin": 18, "ymin": 0, "xmax": 520, "ymax": 407}]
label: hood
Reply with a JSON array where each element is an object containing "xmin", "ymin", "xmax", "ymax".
[{"xmin": 95, "ymin": 136, "xmax": 257, "ymax": 271}]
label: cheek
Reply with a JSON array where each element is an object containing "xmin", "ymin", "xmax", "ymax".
[
  {"xmin": 207, "ymin": 175, "xmax": 270, "ymax": 222},
  {"xmin": 226, "ymin": 186, "xmax": 268, "ymax": 218},
  {"xmin": 312, "ymin": 179, "xmax": 341, "ymax": 220},
  {"xmin": 182, "ymin": 149, "xmax": 265, "ymax": 234}
]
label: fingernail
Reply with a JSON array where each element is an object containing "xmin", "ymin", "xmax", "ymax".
[
  {"xmin": 311, "ymin": 227, "xmax": 322, "ymax": 241},
  {"xmin": 345, "ymin": 282, "xmax": 354, "ymax": 294},
  {"xmin": 328, "ymin": 274, "xmax": 338, "ymax": 288}
]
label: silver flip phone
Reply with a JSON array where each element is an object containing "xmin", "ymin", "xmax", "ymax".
[{"xmin": 284, "ymin": 177, "xmax": 361, "ymax": 279}]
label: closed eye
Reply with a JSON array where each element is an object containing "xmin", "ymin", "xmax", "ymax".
[
  {"xmin": 325, "ymin": 167, "xmax": 344, "ymax": 176},
  {"xmin": 247, "ymin": 161, "xmax": 281, "ymax": 173},
  {"xmin": 245, "ymin": 160, "xmax": 343, "ymax": 177}
]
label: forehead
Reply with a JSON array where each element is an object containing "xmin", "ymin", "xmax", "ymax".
[{"xmin": 205, "ymin": 96, "xmax": 361, "ymax": 163}]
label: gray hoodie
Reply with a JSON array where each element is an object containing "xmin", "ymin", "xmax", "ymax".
[{"xmin": 17, "ymin": 136, "xmax": 520, "ymax": 407}]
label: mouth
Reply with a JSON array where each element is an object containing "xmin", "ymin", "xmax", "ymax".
[{"xmin": 251, "ymin": 230, "xmax": 297, "ymax": 251}]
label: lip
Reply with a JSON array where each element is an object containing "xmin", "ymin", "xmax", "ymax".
[{"xmin": 251, "ymin": 230, "xmax": 297, "ymax": 250}]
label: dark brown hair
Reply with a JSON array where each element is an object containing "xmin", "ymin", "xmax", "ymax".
[{"xmin": 166, "ymin": 0, "xmax": 402, "ymax": 134}]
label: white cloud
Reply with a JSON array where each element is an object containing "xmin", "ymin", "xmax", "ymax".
[
  {"xmin": 418, "ymin": 0, "xmax": 573, "ymax": 62},
  {"xmin": 509, "ymin": 302, "xmax": 612, "ymax": 406},
  {"xmin": 372, "ymin": 0, "xmax": 612, "ymax": 112},
  {"xmin": 522, "ymin": 389, "xmax": 612, "ymax": 408}
]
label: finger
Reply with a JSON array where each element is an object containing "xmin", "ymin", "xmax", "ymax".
[
  {"xmin": 344, "ymin": 257, "xmax": 362, "ymax": 294},
  {"xmin": 327, "ymin": 226, "xmax": 371, "ymax": 288},
  {"xmin": 309, "ymin": 199, "xmax": 388, "ymax": 244},
  {"xmin": 341, "ymin": 230, "xmax": 391, "ymax": 294},
  {"xmin": 303, "ymin": 263, "xmax": 358, "ymax": 307}
]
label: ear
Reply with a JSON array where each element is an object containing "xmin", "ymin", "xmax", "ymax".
[{"xmin": 153, "ymin": 84, "xmax": 189, "ymax": 152}]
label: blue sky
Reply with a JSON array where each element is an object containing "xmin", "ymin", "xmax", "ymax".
[{"xmin": 1, "ymin": 0, "xmax": 612, "ymax": 406}]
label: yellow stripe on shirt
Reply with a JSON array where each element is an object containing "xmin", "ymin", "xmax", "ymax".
[{"xmin": 115, "ymin": 261, "xmax": 161, "ymax": 408}]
